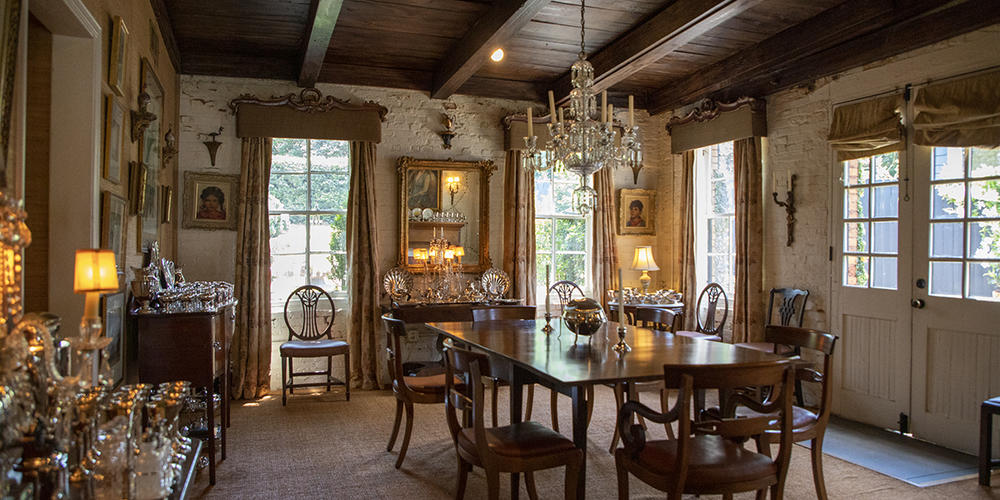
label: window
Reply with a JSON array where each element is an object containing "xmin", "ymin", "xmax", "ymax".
[
  {"xmin": 268, "ymin": 139, "xmax": 351, "ymax": 308},
  {"xmin": 535, "ymin": 165, "xmax": 591, "ymax": 297},
  {"xmin": 928, "ymin": 147, "xmax": 1000, "ymax": 301},
  {"xmin": 842, "ymin": 152, "xmax": 900, "ymax": 289},
  {"xmin": 694, "ymin": 142, "xmax": 735, "ymax": 295}
]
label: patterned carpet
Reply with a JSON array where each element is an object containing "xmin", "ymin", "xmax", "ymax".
[{"xmin": 189, "ymin": 386, "xmax": 998, "ymax": 499}]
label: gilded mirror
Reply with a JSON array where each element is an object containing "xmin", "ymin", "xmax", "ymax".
[{"xmin": 398, "ymin": 157, "xmax": 494, "ymax": 273}]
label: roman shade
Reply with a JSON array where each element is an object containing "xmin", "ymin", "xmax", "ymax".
[
  {"xmin": 230, "ymin": 88, "xmax": 387, "ymax": 142},
  {"xmin": 827, "ymin": 93, "xmax": 904, "ymax": 161},
  {"xmin": 667, "ymin": 98, "xmax": 767, "ymax": 153},
  {"xmin": 913, "ymin": 68, "xmax": 1000, "ymax": 147}
]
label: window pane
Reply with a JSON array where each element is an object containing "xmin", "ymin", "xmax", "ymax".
[
  {"xmin": 844, "ymin": 187, "xmax": 869, "ymax": 219},
  {"xmin": 931, "ymin": 183, "xmax": 964, "ymax": 219},
  {"xmin": 872, "ymin": 221, "xmax": 897, "ymax": 254},
  {"xmin": 310, "ymin": 214, "xmax": 346, "ymax": 253},
  {"xmin": 712, "ymin": 143, "xmax": 733, "ymax": 179},
  {"xmin": 271, "ymin": 139, "xmax": 308, "ymax": 173},
  {"xmin": 271, "ymin": 254, "xmax": 307, "ymax": 305},
  {"xmin": 555, "ymin": 254, "xmax": 585, "ymax": 285},
  {"xmin": 311, "ymin": 173, "xmax": 349, "ymax": 211},
  {"xmin": 534, "ymin": 171, "xmax": 553, "ymax": 214},
  {"xmin": 555, "ymin": 218, "xmax": 586, "ymax": 252},
  {"xmin": 844, "ymin": 255, "xmax": 869, "ymax": 287},
  {"xmin": 844, "ymin": 222, "xmax": 869, "ymax": 253},
  {"xmin": 969, "ymin": 221, "xmax": 1000, "ymax": 259},
  {"xmin": 709, "ymin": 217, "xmax": 731, "ymax": 254},
  {"xmin": 967, "ymin": 262, "xmax": 1000, "ymax": 301},
  {"xmin": 932, "ymin": 147, "xmax": 964, "ymax": 180},
  {"xmin": 269, "ymin": 214, "xmax": 306, "ymax": 254},
  {"xmin": 968, "ymin": 180, "xmax": 1000, "ymax": 218},
  {"xmin": 873, "ymin": 152, "xmax": 899, "ymax": 183},
  {"xmin": 929, "ymin": 261, "xmax": 962, "ymax": 297},
  {"xmin": 309, "ymin": 253, "xmax": 344, "ymax": 292},
  {"xmin": 269, "ymin": 173, "xmax": 307, "ymax": 211},
  {"xmin": 708, "ymin": 255, "xmax": 734, "ymax": 293},
  {"xmin": 310, "ymin": 140, "xmax": 349, "ymax": 172},
  {"xmin": 969, "ymin": 147, "xmax": 1000, "ymax": 178},
  {"xmin": 871, "ymin": 256, "xmax": 897, "ymax": 289},
  {"xmin": 712, "ymin": 179, "xmax": 734, "ymax": 214},
  {"xmin": 873, "ymin": 184, "xmax": 898, "ymax": 218},
  {"xmin": 536, "ymin": 252, "xmax": 552, "ymax": 290},
  {"xmin": 535, "ymin": 218, "xmax": 552, "ymax": 253},
  {"xmin": 552, "ymin": 181, "xmax": 575, "ymax": 215},
  {"xmin": 930, "ymin": 222, "xmax": 963, "ymax": 258},
  {"xmin": 844, "ymin": 158, "xmax": 870, "ymax": 186}
]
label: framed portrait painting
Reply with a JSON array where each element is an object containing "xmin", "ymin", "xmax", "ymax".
[
  {"xmin": 108, "ymin": 16, "xmax": 127, "ymax": 96},
  {"xmin": 619, "ymin": 188, "xmax": 655, "ymax": 235},
  {"xmin": 406, "ymin": 168, "xmax": 440, "ymax": 211},
  {"xmin": 101, "ymin": 191, "xmax": 127, "ymax": 271},
  {"xmin": 183, "ymin": 171, "xmax": 240, "ymax": 230},
  {"xmin": 102, "ymin": 95, "xmax": 126, "ymax": 184}
]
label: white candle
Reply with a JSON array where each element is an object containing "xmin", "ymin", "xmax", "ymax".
[
  {"xmin": 558, "ymin": 107, "xmax": 564, "ymax": 124},
  {"xmin": 527, "ymin": 107, "xmax": 533, "ymax": 137},
  {"xmin": 601, "ymin": 90, "xmax": 607, "ymax": 122},
  {"xmin": 607, "ymin": 104, "xmax": 614, "ymax": 125},
  {"xmin": 628, "ymin": 95, "xmax": 635, "ymax": 128},
  {"xmin": 544, "ymin": 264, "xmax": 551, "ymax": 315},
  {"xmin": 548, "ymin": 91, "xmax": 557, "ymax": 124},
  {"xmin": 617, "ymin": 268, "xmax": 625, "ymax": 325}
]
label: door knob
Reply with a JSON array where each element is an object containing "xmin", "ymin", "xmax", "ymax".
[{"xmin": 911, "ymin": 298, "xmax": 925, "ymax": 309}]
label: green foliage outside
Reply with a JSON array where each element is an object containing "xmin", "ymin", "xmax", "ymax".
[{"xmin": 937, "ymin": 148, "xmax": 1000, "ymax": 293}]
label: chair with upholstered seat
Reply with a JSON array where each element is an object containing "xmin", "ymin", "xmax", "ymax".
[
  {"xmin": 383, "ymin": 314, "xmax": 463, "ymax": 469},
  {"xmin": 615, "ymin": 360, "xmax": 795, "ymax": 500},
  {"xmin": 542, "ymin": 280, "xmax": 596, "ymax": 432},
  {"xmin": 444, "ymin": 344, "xmax": 583, "ymax": 500},
  {"xmin": 675, "ymin": 283, "xmax": 726, "ymax": 342},
  {"xmin": 471, "ymin": 305, "xmax": 537, "ymax": 427},
  {"xmin": 737, "ymin": 288, "xmax": 809, "ymax": 354},
  {"xmin": 280, "ymin": 285, "xmax": 349, "ymax": 406}
]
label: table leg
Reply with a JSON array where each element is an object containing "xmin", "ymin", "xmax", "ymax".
[
  {"xmin": 571, "ymin": 385, "xmax": 587, "ymax": 500},
  {"xmin": 510, "ymin": 368, "xmax": 524, "ymax": 500},
  {"xmin": 207, "ymin": 386, "xmax": 216, "ymax": 486}
]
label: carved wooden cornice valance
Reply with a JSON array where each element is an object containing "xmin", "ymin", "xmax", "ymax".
[
  {"xmin": 229, "ymin": 88, "xmax": 388, "ymax": 142},
  {"xmin": 666, "ymin": 96, "xmax": 763, "ymax": 133},
  {"xmin": 228, "ymin": 88, "xmax": 388, "ymax": 121},
  {"xmin": 666, "ymin": 96, "xmax": 767, "ymax": 153}
]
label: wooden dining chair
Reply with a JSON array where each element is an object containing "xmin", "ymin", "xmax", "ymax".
[
  {"xmin": 736, "ymin": 288, "xmax": 811, "ymax": 405},
  {"xmin": 279, "ymin": 285, "xmax": 349, "ymax": 406},
  {"xmin": 542, "ymin": 280, "xmax": 595, "ymax": 433},
  {"xmin": 740, "ymin": 325, "xmax": 838, "ymax": 500},
  {"xmin": 676, "ymin": 283, "xmax": 727, "ymax": 342},
  {"xmin": 470, "ymin": 305, "xmax": 537, "ymax": 427},
  {"xmin": 615, "ymin": 360, "xmax": 795, "ymax": 500},
  {"xmin": 444, "ymin": 345, "xmax": 583, "ymax": 500},
  {"xmin": 382, "ymin": 313, "xmax": 463, "ymax": 469}
]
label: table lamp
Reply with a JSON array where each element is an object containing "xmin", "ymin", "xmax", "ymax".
[
  {"xmin": 74, "ymin": 249, "xmax": 119, "ymax": 342},
  {"xmin": 631, "ymin": 246, "xmax": 659, "ymax": 293}
]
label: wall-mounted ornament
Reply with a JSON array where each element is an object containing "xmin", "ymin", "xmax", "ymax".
[
  {"xmin": 161, "ymin": 127, "xmax": 177, "ymax": 165},
  {"xmin": 130, "ymin": 91, "xmax": 156, "ymax": 143},
  {"xmin": 772, "ymin": 173, "xmax": 797, "ymax": 246},
  {"xmin": 439, "ymin": 114, "xmax": 456, "ymax": 149},
  {"xmin": 200, "ymin": 127, "xmax": 224, "ymax": 167}
]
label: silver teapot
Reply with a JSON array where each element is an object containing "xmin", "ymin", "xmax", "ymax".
[{"xmin": 561, "ymin": 297, "xmax": 606, "ymax": 336}]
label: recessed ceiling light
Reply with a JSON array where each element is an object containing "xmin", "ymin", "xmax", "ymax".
[{"xmin": 490, "ymin": 48, "xmax": 504, "ymax": 62}]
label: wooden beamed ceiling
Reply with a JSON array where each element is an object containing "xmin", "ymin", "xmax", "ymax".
[{"xmin": 154, "ymin": 0, "xmax": 993, "ymax": 115}]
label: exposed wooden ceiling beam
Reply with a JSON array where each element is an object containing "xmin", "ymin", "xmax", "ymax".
[
  {"xmin": 298, "ymin": 0, "xmax": 344, "ymax": 88},
  {"xmin": 431, "ymin": 0, "xmax": 551, "ymax": 100},
  {"xmin": 149, "ymin": 0, "xmax": 182, "ymax": 72},
  {"xmin": 550, "ymin": 0, "xmax": 764, "ymax": 102},
  {"xmin": 646, "ymin": 0, "xmax": 962, "ymax": 115}
]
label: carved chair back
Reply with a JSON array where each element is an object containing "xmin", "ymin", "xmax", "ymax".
[
  {"xmin": 633, "ymin": 307, "xmax": 682, "ymax": 334},
  {"xmin": 695, "ymin": 283, "xmax": 728, "ymax": 335},
  {"xmin": 283, "ymin": 285, "xmax": 335, "ymax": 341},
  {"xmin": 767, "ymin": 288, "xmax": 809, "ymax": 327},
  {"xmin": 548, "ymin": 280, "xmax": 584, "ymax": 309},
  {"xmin": 764, "ymin": 325, "xmax": 837, "ymax": 416},
  {"xmin": 443, "ymin": 346, "xmax": 492, "ymax": 453}
]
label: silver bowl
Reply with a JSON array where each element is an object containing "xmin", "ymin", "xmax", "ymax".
[{"xmin": 561, "ymin": 297, "xmax": 607, "ymax": 336}]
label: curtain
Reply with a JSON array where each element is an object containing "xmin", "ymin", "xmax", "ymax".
[
  {"xmin": 347, "ymin": 141, "xmax": 383, "ymax": 390},
  {"xmin": 732, "ymin": 137, "xmax": 765, "ymax": 343},
  {"xmin": 232, "ymin": 137, "xmax": 273, "ymax": 400},
  {"xmin": 827, "ymin": 94, "xmax": 904, "ymax": 161},
  {"xmin": 502, "ymin": 150, "xmax": 536, "ymax": 305},
  {"xmin": 592, "ymin": 167, "xmax": 619, "ymax": 311},
  {"xmin": 913, "ymin": 69, "xmax": 1000, "ymax": 147},
  {"xmin": 679, "ymin": 151, "xmax": 698, "ymax": 331}
]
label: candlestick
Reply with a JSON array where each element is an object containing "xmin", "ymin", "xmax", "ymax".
[
  {"xmin": 548, "ymin": 91, "xmax": 557, "ymax": 124},
  {"xmin": 628, "ymin": 95, "xmax": 635, "ymax": 128},
  {"xmin": 544, "ymin": 264, "xmax": 551, "ymax": 315},
  {"xmin": 601, "ymin": 90, "xmax": 607, "ymax": 122},
  {"xmin": 527, "ymin": 107, "xmax": 533, "ymax": 137},
  {"xmin": 786, "ymin": 171, "xmax": 792, "ymax": 189},
  {"xmin": 617, "ymin": 268, "xmax": 624, "ymax": 325}
]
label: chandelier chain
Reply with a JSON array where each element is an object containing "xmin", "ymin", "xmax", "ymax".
[{"xmin": 579, "ymin": 0, "xmax": 586, "ymax": 58}]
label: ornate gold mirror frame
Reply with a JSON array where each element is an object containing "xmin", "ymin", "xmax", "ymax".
[{"xmin": 397, "ymin": 157, "xmax": 494, "ymax": 274}]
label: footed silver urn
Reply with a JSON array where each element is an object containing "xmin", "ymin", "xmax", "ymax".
[{"xmin": 561, "ymin": 297, "xmax": 606, "ymax": 336}]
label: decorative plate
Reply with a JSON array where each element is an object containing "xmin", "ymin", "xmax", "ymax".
[
  {"xmin": 410, "ymin": 208, "xmax": 421, "ymax": 219},
  {"xmin": 382, "ymin": 266, "xmax": 413, "ymax": 301},
  {"xmin": 480, "ymin": 268, "xmax": 511, "ymax": 299},
  {"xmin": 421, "ymin": 208, "xmax": 434, "ymax": 220}
]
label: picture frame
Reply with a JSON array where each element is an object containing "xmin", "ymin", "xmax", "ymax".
[
  {"xmin": 101, "ymin": 191, "xmax": 127, "ymax": 271},
  {"xmin": 160, "ymin": 185, "xmax": 172, "ymax": 224},
  {"xmin": 108, "ymin": 16, "xmax": 127, "ymax": 96},
  {"xmin": 102, "ymin": 95, "xmax": 126, "ymax": 184},
  {"xmin": 406, "ymin": 168, "xmax": 440, "ymax": 211},
  {"xmin": 183, "ymin": 171, "xmax": 240, "ymax": 230},
  {"xmin": 148, "ymin": 18, "xmax": 159, "ymax": 66},
  {"xmin": 619, "ymin": 188, "xmax": 656, "ymax": 235},
  {"xmin": 128, "ymin": 161, "xmax": 147, "ymax": 215},
  {"xmin": 137, "ymin": 58, "xmax": 162, "ymax": 251},
  {"xmin": 102, "ymin": 292, "xmax": 125, "ymax": 386},
  {"xmin": 0, "ymin": 0, "xmax": 22, "ymax": 191}
]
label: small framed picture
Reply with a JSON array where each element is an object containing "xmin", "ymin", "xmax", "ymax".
[
  {"xmin": 160, "ymin": 185, "xmax": 172, "ymax": 224},
  {"xmin": 101, "ymin": 191, "xmax": 127, "ymax": 271},
  {"xmin": 183, "ymin": 171, "xmax": 240, "ymax": 230},
  {"xmin": 102, "ymin": 292, "xmax": 126, "ymax": 385},
  {"xmin": 102, "ymin": 95, "xmax": 126, "ymax": 184},
  {"xmin": 619, "ymin": 188, "xmax": 655, "ymax": 235},
  {"xmin": 108, "ymin": 16, "xmax": 128, "ymax": 96},
  {"xmin": 128, "ymin": 161, "xmax": 147, "ymax": 215}
]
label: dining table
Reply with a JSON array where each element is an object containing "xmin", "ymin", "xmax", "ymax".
[{"xmin": 425, "ymin": 318, "xmax": 788, "ymax": 500}]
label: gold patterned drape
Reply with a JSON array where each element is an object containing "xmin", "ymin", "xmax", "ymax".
[
  {"xmin": 732, "ymin": 137, "xmax": 765, "ymax": 343},
  {"xmin": 347, "ymin": 141, "xmax": 383, "ymax": 390},
  {"xmin": 232, "ymin": 137, "xmax": 272, "ymax": 399},
  {"xmin": 592, "ymin": 168, "xmax": 619, "ymax": 311},
  {"xmin": 679, "ymin": 151, "xmax": 698, "ymax": 331},
  {"xmin": 502, "ymin": 150, "xmax": 536, "ymax": 305}
]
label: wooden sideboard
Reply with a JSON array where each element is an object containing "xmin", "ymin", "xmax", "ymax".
[{"xmin": 130, "ymin": 302, "xmax": 235, "ymax": 485}]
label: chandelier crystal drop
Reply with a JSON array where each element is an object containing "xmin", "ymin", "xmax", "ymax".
[{"xmin": 521, "ymin": 0, "xmax": 642, "ymax": 214}]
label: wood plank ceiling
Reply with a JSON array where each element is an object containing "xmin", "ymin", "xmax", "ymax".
[{"xmin": 153, "ymin": 0, "xmax": 999, "ymax": 114}]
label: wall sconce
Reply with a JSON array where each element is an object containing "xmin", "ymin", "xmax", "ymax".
[
  {"xmin": 772, "ymin": 173, "xmax": 797, "ymax": 246},
  {"xmin": 200, "ymin": 127, "xmax": 224, "ymax": 166},
  {"xmin": 445, "ymin": 175, "xmax": 460, "ymax": 205},
  {"xmin": 130, "ymin": 91, "xmax": 157, "ymax": 143},
  {"xmin": 161, "ymin": 127, "xmax": 178, "ymax": 165},
  {"xmin": 439, "ymin": 113, "xmax": 456, "ymax": 149}
]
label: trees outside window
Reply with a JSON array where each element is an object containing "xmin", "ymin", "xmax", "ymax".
[
  {"xmin": 694, "ymin": 142, "xmax": 736, "ymax": 296},
  {"xmin": 842, "ymin": 152, "xmax": 901, "ymax": 290},
  {"xmin": 535, "ymin": 164, "xmax": 591, "ymax": 299},
  {"xmin": 268, "ymin": 139, "xmax": 350, "ymax": 309}
]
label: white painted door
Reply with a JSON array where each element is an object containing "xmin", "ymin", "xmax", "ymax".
[
  {"xmin": 909, "ymin": 146, "xmax": 1000, "ymax": 454},
  {"xmin": 831, "ymin": 151, "xmax": 914, "ymax": 430}
]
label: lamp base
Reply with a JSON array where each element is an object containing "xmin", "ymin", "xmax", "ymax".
[{"xmin": 639, "ymin": 271, "xmax": 652, "ymax": 294}]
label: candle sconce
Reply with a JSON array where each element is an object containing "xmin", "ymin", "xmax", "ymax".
[
  {"xmin": 200, "ymin": 127, "xmax": 224, "ymax": 167},
  {"xmin": 439, "ymin": 114, "xmax": 456, "ymax": 149},
  {"xmin": 130, "ymin": 91, "xmax": 156, "ymax": 143},
  {"xmin": 772, "ymin": 174, "xmax": 797, "ymax": 246}
]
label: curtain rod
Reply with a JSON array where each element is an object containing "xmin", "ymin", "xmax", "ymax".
[{"xmin": 832, "ymin": 63, "xmax": 1000, "ymax": 108}]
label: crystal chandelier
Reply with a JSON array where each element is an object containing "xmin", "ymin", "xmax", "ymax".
[{"xmin": 522, "ymin": 0, "xmax": 642, "ymax": 214}]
